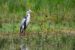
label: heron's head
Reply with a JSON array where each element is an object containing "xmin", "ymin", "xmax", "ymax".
[{"xmin": 26, "ymin": 9, "xmax": 32, "ymax": 15}]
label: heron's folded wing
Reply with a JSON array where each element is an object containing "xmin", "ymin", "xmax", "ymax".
[{"xmin": 20, "ymin": 18, "xmax": 26, "ymax": 26}]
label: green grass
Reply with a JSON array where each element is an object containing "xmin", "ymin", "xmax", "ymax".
[
  {"xmin": 0, "ymin": 32, "xmax": 75, "ymax": 50},
  {"xmin": 0, "ymin": 0, "xmax": 75, "ymax": 50}
]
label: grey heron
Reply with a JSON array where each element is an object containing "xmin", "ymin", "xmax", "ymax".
[{"xmin": 20, "ymin": 9, "xmax": 32, "ymax": 36}]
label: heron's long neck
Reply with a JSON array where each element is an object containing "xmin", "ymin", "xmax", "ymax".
[{"xmin": 27, "ymin": 13, "xmax": 30, "ymax": 19}]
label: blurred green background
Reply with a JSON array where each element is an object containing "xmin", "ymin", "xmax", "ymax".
[{"xmin": 0, "ymin": 0, "xmax": 75, "ymax": 50}]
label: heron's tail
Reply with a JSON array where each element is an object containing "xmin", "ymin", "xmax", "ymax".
[
  {"xmin": 20, "ymin": 27, "xmax": 24, "ymax": 36},
  {"xmin": 20, "ymin": 27, "xmax": 23, "ymax": 33},
  {"xmin": 20, "ymin": 28, "xmax": 26, "ymax": 37}
]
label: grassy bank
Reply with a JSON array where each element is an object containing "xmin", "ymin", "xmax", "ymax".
[
  {"xmin": 0, "ymin": 32, "xmax": 75, "ymax": 50},
  {"xmin": 0, "ymin": 0, "xmax": 75, "ymax": 50}
]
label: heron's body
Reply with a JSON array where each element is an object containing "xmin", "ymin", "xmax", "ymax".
[
  {"xmin": 20, "ymin": 17, "xmax": 26, "ymax": 33},
  {"xmin": 20, "ymin": 10, "xmax": 31, "ymax": 36}
]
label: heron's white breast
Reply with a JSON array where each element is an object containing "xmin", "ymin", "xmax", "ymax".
[{"xmin": 26, "ymin": 14, "xmax": 30, "ymax": 26}]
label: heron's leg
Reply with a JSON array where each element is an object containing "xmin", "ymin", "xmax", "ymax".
[
  {"xmin": 21, "ymin": 31, "xmax": 25, "ymax": 36},
  {"xmin": 24, "ymin": 31, "xmax": 26, "ymax": 36},
  {"xmin": 20, "ymin": 30, "xmax": 24, "ymax": 36}
]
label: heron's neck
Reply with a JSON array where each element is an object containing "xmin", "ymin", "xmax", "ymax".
[{"xmin": 27, "ymin": 13, "xmax": 30, "ymax": 18}]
